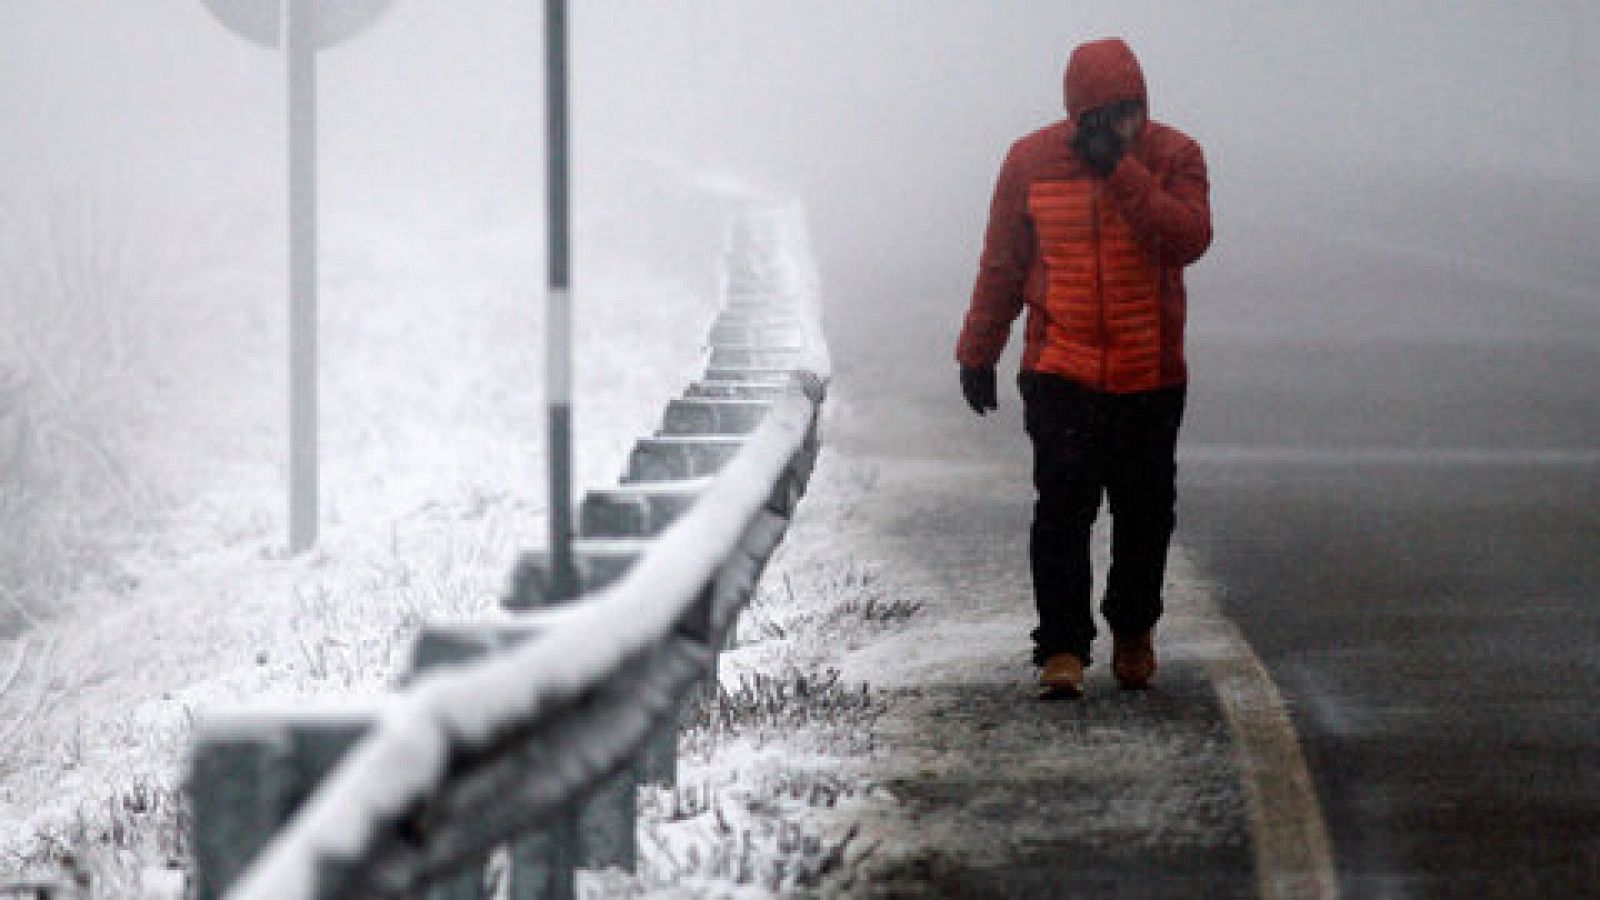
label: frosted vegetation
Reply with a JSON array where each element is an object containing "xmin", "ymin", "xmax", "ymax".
[
  {"xmin": 594, "ymin": 455, "xmax": 909, "ymax": 897},
  {"xmin": 0, "ymin": 156, "xmax": 730, "ymax": 893},
  {"xmin": 0, "ymin": 192, "xmax": 167, "ymax": 634},
  {"xmin": 0, "ymin": 149, "xmax": 878, "ymax": 894}
]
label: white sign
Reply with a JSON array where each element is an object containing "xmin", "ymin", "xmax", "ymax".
[{"xmin": 200, "ymin": 0, "xmax": 393, "ymax": 49}]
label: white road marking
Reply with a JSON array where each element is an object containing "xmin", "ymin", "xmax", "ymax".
[
  {"xmin": 1172, "ymin": 546, "xmax": 1341, "ymax": 899},
  {"xmin": 1181, "ymin": 445, "xmax": 1600, "ymax": 467}
]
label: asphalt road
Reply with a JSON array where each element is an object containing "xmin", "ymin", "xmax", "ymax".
[
  {"xmin": 1177, "ymin": 175, "xmax": 1600, "ymax": 896},
  {"xmin": 815, "ymin": 171, "xmax": 1600, "ymax": 897},
  {"xmin": 1179, "ymin": 350, "xmax": 1600, "ymax": 890}
]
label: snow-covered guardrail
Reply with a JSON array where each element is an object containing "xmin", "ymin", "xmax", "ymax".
[{"xmin": 186, "ymin": 206, "xmax": 829, "ymax": 900}]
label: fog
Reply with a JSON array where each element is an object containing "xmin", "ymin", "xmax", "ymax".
[
  {"xmin": 596, "ymin": 2, "xmax": 1600, "ymax": 219},
  {"xmin": 6, "ymin": 7, "xmax": 1598, "ymax": 887},
  {"xmin": 6, "ymin": 3, "xmax": 1596, "ymax": 240},
  {"xmin": 2, "ymin": 1, "xmax": 1597, "ymax": 454},
  {"xmin": 577, "ymin": 3, "xmax": 1600, "ymax": 366}
]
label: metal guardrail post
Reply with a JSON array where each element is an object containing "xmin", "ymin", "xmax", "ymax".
[
  {"xmin": 190, "ymin": 729, "xmax": 289, "ymax": 900},
  {"xmin": 507, "ymin": 822, "xmax": 578, "ymax": 900},
  {"xmin": 504, "ymin": 541, "xmax": 645, "ymax": 608},
  {"xmin": 708, "ymin": 347, "xmax": 803, "ymax": 369},
  {"xmin": 190, "ymin": 711, "xmax": 373, "ymax": 900},
  {"xmin": 412, "ymin": 626, "xmax": 573, "ymax": 899},
  {"xmin": 407, "ymin": 629, "xmax": 510, "ymax": 899},
  {"xmin": 685, "ymin": 380, "xmax": 789, "ymax": 400},
  {"xmin": 579, "ymin": 484, "xmax": 704, "ymax": 539},
  {"xmin": 573, "ymin": 768, "xmax": 637, "ymax": 874},
  {"xmin": 675, "ymin": 580, "xmax": 722, "ymax": 729},
  {"xmin": 410, "ymin": 626, "xmax": 636, "ymax": 893},
  {"xmin": 660, "ymin": 399, "xmax": 770, "ymax": 436},
  {"xmin": 623, "ymin": 436, "xmax": 746, "ymax": 482}
]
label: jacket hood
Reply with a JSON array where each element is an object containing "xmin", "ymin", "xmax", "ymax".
[{"xmin": 1064, "ymin": 38, "xmax": 1147, "ymax": 120}]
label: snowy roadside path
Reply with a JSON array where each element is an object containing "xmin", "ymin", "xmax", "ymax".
[
  {"xmin": 805, "ymin": 453, "xmax": 1255, "ymax": 895},
  {"xmin": 616, "ymin": 436, "xmax": 1270, "ymax": 896}
]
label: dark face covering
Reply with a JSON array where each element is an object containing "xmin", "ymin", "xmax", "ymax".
[{"xmin": 1078, "ymin": 98, "xmax": 1145, "ymax": 131}]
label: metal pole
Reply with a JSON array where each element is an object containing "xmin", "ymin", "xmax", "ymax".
[
  {"xmin": 287, "ymin": 0, "xmax": 319, "ymax": 555},
  {"xmin": 545, "ymin": 0, "xmax": 578, "ymax": 601}
]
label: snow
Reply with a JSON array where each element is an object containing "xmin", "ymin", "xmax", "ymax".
[
  {"xmin": 0, "ymin": 165, "xmax": 831, "ymax": 898},
  {"xmin": 227, "ymin": 202, "xmax": 826, "ymax": 899},
  {"xmin": 0, "ymin": 166, "xmax": 753, "ymax": 895}
]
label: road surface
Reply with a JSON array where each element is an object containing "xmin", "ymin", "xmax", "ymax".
[{"xmin": 1176, "ymin": 177, "xmax": 1600, "ymax": 896}]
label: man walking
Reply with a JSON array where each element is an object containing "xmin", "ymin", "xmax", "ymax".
[{"xmin": 956, "ymin": 37, "xmax": 1211, "ymax": 697}]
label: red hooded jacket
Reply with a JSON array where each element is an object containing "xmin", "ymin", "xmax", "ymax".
[{"xmin": 957, "ymin": 38, "xmax": 1211, "ymax": 393}]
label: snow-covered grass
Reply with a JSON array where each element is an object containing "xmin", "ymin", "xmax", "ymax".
[
  {"xmin": 0, "ymin": 192, "xmax": 165, "ymax": 636},
  {"xmin": 581, "ymin": 451, "xmax": 905, "ymax": 898},
  {"xmin": 0, "ymin": 159, "xmax": 730, "ymax": 895},
  {"xmin": 689, "ymin": 667, "xmax": 883, "ymax": 745}
]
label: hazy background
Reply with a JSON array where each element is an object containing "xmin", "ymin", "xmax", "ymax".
[
  {"xmin": 5, "ymin": 2, "xmax": 1596, "ymax": 263},
  {"xmin": 0, "ymin": 1, "xmax": 1596, "ymax": 575},
  {"xmin": 3, "ymin": 1, "xmax": 1595, "ymax": 308}
]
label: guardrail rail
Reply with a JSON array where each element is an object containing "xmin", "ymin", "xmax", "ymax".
[{"xmin": 186, "ymin": 205, "xmax": 830, "ymax": 900}]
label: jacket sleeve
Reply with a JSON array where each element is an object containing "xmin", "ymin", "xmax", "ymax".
[
  {"xmin": 1105, "ymin": 137, "xmax": 1211, "ymax": 267},
  {"xmin": 956, "ymin": 144, "xmax": 1032, "ymax": 369}
]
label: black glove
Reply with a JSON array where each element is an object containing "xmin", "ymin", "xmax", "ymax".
[
  {"xmin": 1071, "ymin": 107, "xmax": 1126, "ymax": 178},
  {"xmin": 960, "ymin": 366, "xmax": 998, "ymax": 416}
]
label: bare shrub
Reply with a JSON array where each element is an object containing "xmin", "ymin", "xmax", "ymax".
[
  {"xmin": 5, "ymin": 776, "xmax": 188, "ymax": 898},
  {"xmin": 741, "ymin": 565, "xmax": 922, "ymax": 653},
  {"xmin": 618, "ymin": 775, "xmax": 879, "ymax": 896},
  {"xmin": 684, "ymin": 667, "xmax": 882, "ymax": 750},
  {"xmin": 0, "ymin": 194, "xmax": 162, "ymax": 630}
]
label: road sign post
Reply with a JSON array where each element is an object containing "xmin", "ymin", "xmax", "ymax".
[
  {"xmin": 200, "ymin": 0, "xmax": 393, "ymax": 555},
  {"xmin": 286, "ymin": 0, "xmax": 318, "ymax": 555},
  {"xmin": 545, "ymin": 0, "xmax": 579, "ymax": 601}
]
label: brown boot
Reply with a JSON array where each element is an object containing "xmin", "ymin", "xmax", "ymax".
[
  {"xmin": 1039, "ymin": 652, "xmax": 1086, "ymax": 697},
  {"xmin": 1112, "ymin": 631, "xmax": 1157, "ymax": 689}
]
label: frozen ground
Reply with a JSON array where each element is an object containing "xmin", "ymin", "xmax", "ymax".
[{"xmin": 596, "ymin": 443, "xmax": 1255, "ymax": 897}]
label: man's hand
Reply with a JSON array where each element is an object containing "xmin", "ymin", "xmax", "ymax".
[
  {"xmin": 960, "ymin": 366, "xmax": 998, "ymax": 416},
  {"xmin": 1073, "ymin": 100, "xmax": 1142, "ymax": 178},
  {"xmin": 1072, "ymin": 109, "xmax": 1125, "ymax": 178}
]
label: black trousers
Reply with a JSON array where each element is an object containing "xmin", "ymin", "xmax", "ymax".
[{"xmin": 1019, "ymin": 371, "xmax": 1187, "ymax": 666}]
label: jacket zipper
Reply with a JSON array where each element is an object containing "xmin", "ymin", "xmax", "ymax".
[{"xmin": 1091, "ymin": 181, "xmax": 1108, "ymax": 390}]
